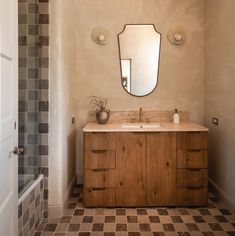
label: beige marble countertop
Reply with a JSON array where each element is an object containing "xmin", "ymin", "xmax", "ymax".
[{"xmin": 83, "ymin": 121, "xmax": 209, "ymax": 132}]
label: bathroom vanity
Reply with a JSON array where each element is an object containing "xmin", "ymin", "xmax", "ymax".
[{"xmin": 83, "ymin": 122, "xmax": 208, "ymax": 207}]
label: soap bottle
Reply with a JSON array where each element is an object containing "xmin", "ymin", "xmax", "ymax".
[{"xmin": 173, "ymin": 109, "xmax": 180, "ymax": 124}]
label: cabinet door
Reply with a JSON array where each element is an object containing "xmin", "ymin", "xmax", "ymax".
[
  {"xmin": 116, "ymin": 133, "xmax": 146, "ymax": 206},
  {"xmin": 147, "ymin": 132, "xmax": 176, "ymax": 206}
]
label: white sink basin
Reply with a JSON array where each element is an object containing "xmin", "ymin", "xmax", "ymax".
[{"xmin": 122, "ymin": 123, "xmax": 161, "ymax": 129}]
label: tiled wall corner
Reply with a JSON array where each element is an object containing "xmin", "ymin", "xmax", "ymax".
[
  {"xmin": 38, "ymin": 0, "xmax": 49, "ymax": 219},
  {"xmin": 18, "ymin": 0, "xmax": 49, "ymax": 223},
  {"xmin": 18, "ymin": 178, "xmax": 44, "ymax": 236},
  {"xmin": 18, "ymin": 0, "xmax": 41, "ymax": 176}
]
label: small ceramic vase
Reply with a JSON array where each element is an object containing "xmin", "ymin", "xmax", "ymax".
[{"xmin": 96, "ymin": 110, "xmax": 110, "ymax": 124}]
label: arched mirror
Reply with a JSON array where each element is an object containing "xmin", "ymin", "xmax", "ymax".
[{"xmin": 118, "ymin": 24, "xmax": 161, "ymax": 97}]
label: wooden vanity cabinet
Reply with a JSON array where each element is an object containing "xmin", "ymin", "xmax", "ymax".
[
  {"xmin": 116, "ymin": 133, "xmax": 146, "ymax": 206},
  {"xmin": 146, "ymin": 132, "xmax": 177, "ymax": 206},
  {"xmin": 83, "ymin": 131, "xmax": 208, "ymax": 207}
]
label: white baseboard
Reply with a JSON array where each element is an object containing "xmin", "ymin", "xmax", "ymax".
[
  {"xmin": 209, "ymin": 178, "xmax": 235, "ymax": 215},
  {"xmin": 77, "ymin": 171, "xmax": 83, "ymax": 184},
  {"xmin": 63, "ymin": 174, "xmax": 77, "ymax": 205},
  {"xmin": 48, "ymin": 204, "xmax": 64, "ymax": 218},
  {"xmin": 48, "ymin": 174, "xmax": 77, "ymax": 218}
]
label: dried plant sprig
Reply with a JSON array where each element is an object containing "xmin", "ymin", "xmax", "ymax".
[{"xmin": 87, "ymin": 95, "xmax": 109, "ymax": 112}]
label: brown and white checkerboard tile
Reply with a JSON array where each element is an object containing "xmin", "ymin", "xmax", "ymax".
[{"xmin": 34, "ymin": 186, "xmax": 235, "ymax": 236}]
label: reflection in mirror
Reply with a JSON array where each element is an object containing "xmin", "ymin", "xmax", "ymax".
[
  {"xmin": 121, "ymin": 59, "xmax": 131, "ymax": 91},
  {"xmin": 118, "ymin": 25, "xmax": 161, "ymax": 97}
]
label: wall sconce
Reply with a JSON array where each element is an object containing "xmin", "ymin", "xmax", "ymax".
[
  {"xmin": 92, "ymin": 27, "xmax": 110, "ymax": 45},
  {"xmin": 167, "ymin": 27, "xmax": 186, "ymax": 45}
]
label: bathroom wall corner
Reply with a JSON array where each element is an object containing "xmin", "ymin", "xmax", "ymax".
[{"xmin": 209, "ymin": 178, "xmax": 235, "ymax": 215}]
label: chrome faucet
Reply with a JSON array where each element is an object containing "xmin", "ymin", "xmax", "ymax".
[{"xmin": 138, "ymin": 107, "xmax": 143, "ymax": 123}]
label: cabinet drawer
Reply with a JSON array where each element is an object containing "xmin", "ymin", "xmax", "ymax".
[
  {"xmin": 84, "ymin": 169, "xmax": 115, "ymax": 188},
  {"xmin": 84, "ymin": 132, "xmax": 115, "ymax": 150},
  {"xmin": 176, "ymin": 187, "xmax": 208, "ymax": 206},
  {"xmin": 84, "ymin": 150, "xmax": 115, "ymax": 169},
  {"xmin": 177, "ymin": 132, "xmax": 208, "ymax": 150},
  {"xmin": 177, "ymin": 169, "xmax": 208, "ymax": 188},
  {"xmin": 177, "ymin": 149, "xmax": 208, "ymax": 169},
  {"xmin": 84, "ymin": 187, "xmax": 115, "ymax": 207}
]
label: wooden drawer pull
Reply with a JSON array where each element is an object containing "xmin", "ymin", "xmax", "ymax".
[
  {"xmin": 187, "ymin": 185, "xmax": 203, "ymax": 190},
  {"xmin": 92, "ymin": 169, "xmax": 106, "ymax": 172},
  {"xmin": 91, "ymin": 150, "xmax": 107, "ymax": 154},
  {"xmin": 187, "ymin": 168, "xmax": 202, "ymax": 171},
  {"xmin": 187, "ymin": 149, "xmax": 201, "ymax": 152},
  {"xmin": 91, "ymin": 187, "xmax": 106, "ymax": 191}
]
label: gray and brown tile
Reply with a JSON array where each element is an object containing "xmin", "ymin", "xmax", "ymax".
[{"xmin": 34, "ymin": 187, "xmax": 235, "ymax": 235}]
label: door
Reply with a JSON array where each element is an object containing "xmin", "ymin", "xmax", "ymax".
[
  {"xmin": 147, "ymin": 132, "xmax": 176, "ymax": 205},
  {"xmin": 0, "ymin": 0, "xmax": 18, "ymax": 235},
  {"xmin": 116, "ymin": 133, "xmax": 146, "ymax": 206}
]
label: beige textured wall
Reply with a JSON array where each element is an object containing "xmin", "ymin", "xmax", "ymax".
[
  {"xmin": 74, "ymin": 0, "xmax": 204, "ymax": 114},
  {"xmin": 49, "ymin": 0, "xmax": 205, "ymax": 188},
  {"xmin": 74, "ymin": 0, "xmax": 205, "ymax": 179},
  {"xmin": 49, "ymin": 0, "xmax": 77, "ymax": 215},
  {"xmin": 205, "ymin": 0, "xmax": 235, "ymax": 209}
]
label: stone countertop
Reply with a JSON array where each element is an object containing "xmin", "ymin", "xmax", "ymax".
[{"xmin": 82, "ymin": 121, "xmax": 209, "ymax": 132}]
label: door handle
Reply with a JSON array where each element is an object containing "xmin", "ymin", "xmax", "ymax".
[{"xmin": 9, "ymin": 147, "xmax": 24, "ymax": 157}]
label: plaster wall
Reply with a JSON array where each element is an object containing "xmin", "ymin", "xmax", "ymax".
[
  {"xmin": 204, "ymin": 0, "xmax": 235, "ymax": 210},
  {"xmin": 49, "ymin": 0, "xmax": 77, "ymax": 216}
]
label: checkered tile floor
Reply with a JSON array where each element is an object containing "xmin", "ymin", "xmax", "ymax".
[{"xmin": 34, "ymin": 186, "xmax": 235, "ymax": 236}]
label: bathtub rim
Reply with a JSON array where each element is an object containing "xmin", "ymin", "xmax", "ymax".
[{"xmin": 18, "ymin": 174, "xmax": 43, "ymax": 205}]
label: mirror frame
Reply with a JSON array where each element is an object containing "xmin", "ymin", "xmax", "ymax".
[{"xmin": 117, "ymin": 24, "xmax": 162, "ymax": 97}]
